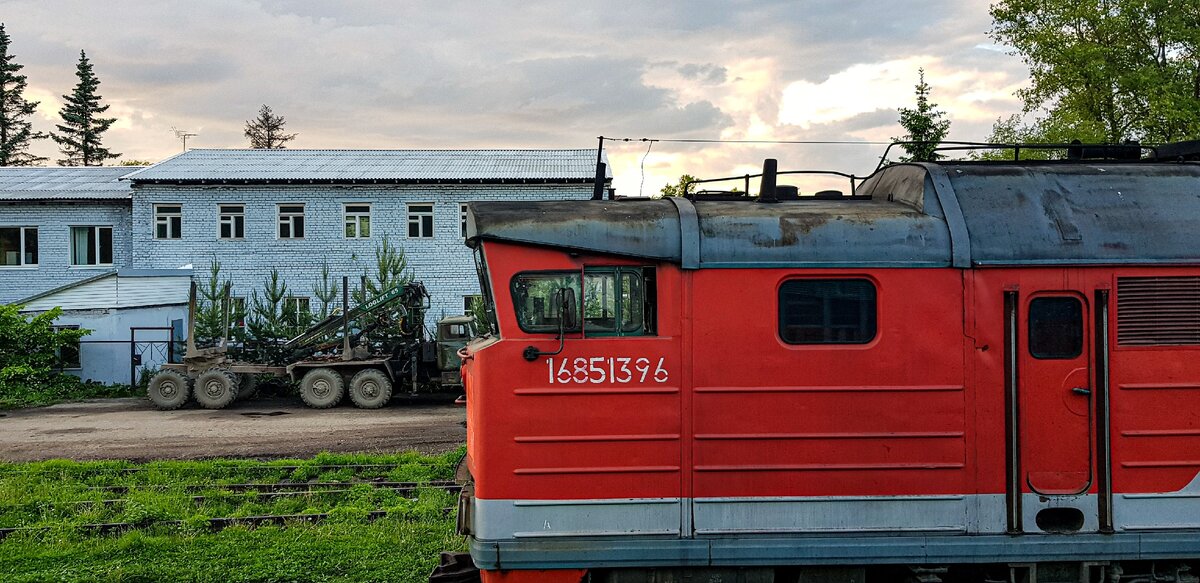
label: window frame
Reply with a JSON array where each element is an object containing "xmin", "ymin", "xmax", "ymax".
[
  {"xmin": 1028, "ymin": 295, "xmax": 1085, "ymax": 360},
  {"xmin": 344, "ymin": 203, "xmax": 372, "ymax": 239},
  {"xmin": 218, "ymin": 204, "xmax": 245, "ymax": 240},
  {"xmin": 0, "ymin": 226, "xmax": 38, "ymax": 268},
  {"xmin": 778, "ymin": 277, "xmax": 879, "ymax": 345},
  {"xmin": 407, "ymin": 203, "xmax": 434, "ymax": 239},
  {"xmin": 510, "ymin": 267, "xmax": 653, "ymax": 337},
  {"xmin": 69, "ymin": 225, "xmax": 115, "ymax": 267},
  {"xmin": 153, "ymin": 203, "xmax": 183, "ymax": 240},
  {"xmin": 277, "ymin": 203, "xmax": 306, "ymax": 239},
  {"xmin": 53, "ymin": 324, "xmax": 82, "ymax": 370},
  {"xmin": 460, "ymin": 203, "xmax": 470, "ymax": 238}
]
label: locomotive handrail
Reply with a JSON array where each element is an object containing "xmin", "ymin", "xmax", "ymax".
[{"xmin": 682, "ymin": 169, "xmax": 863, "ymax": 200}]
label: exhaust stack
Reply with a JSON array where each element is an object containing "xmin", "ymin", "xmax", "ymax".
[{"xmin": 757, "ymin": 158, "xmax": 778, "ymax": 203}]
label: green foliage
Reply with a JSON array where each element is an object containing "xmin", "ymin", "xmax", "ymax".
[
  {"xmin": 118, "ymin": 159, "xmax": 153, "ymax": 166},
  {"xmin": 313, "ymin": 262, "xmax": 341, "ymax": 319},
  {"xmin": 352, "ymin": 237, "xmax": 413, "ymax": 304},
  {"xmin": 246, "ymin": 270, "xmax": 297, "ymax": 362},
  {"xmin": 0, "ymin": 24, "xmax": 48, "ymax": 166},
  {"xmin": 52, "ymin": 51, "xmax": 119, "ymax": 166},
  {"xmin": 195, "ymin": 261, "xmax": 236, "ymax": 346},
  {"xmin": 0, "ymin": 306, "xmax": 107, "ymax": 409},
  {"xmin": 467, "ymin": 296, "xmax": 488, "ymax": 333},
  {"xmin": 659, "ymin": 174, "xmax": 697, "ymax": 198},
  {"xmin": 976, "ymin": 112, "xmax": 1110, "ymax": 160},
  {"xmin": 892, "ymin": 68, "xmax": 952, "ymax": 162},
  {"xmin": 244, "ymin": 104, "xmax": 297, "ymax": 149},
  {"xmin": 0, "ymin": 451, "xmax": 466, "ymax": 582},
  {"xmin": 989, "ymin": 0, "xmax": 1200, "ymax": 143}
]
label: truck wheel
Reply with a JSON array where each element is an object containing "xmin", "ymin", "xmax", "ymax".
[
  {"xmin": 349, "ymin": 369, "xmax": 392, "ymax": 409},
  {"xmin": 300, "ymin": 368, "xmax": 344, "ymax": 409},
  {"xmin": 237, "ymin": 375, "xmax": 259, "ymax": 401},
  {"xmin": 194, "ymin": 369, "xmax": 239, "ymax": 409},
  {"xmin": 147, "ymin": 370, "xmax": 191, "ymax": 410}
]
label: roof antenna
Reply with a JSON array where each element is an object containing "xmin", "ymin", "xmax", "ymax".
[
  {"xmin": 592, "ymin": 136, "xmax": 606, "ymax": 200},
  {"xmin": 757, "ymin": 158, "xmax": 778, "ymax": 203},
  {"xmin": 171, "ymin": 127, "xmax": 198, "ymax": 152}
]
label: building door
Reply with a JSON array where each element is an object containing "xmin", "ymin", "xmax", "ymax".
[{"xmin": 1015, "ymin": 291, "xmax": 1097, "ymax": 532}]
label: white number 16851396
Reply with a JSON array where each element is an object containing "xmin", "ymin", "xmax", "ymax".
[{"xmin": 547, "ymin": 357, "xmax": 669, "ymax": 384}]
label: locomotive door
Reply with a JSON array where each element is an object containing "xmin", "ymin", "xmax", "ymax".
[{"xmin": 1010, "ymin": 289, "xmax": 1098, "ymax": 533}]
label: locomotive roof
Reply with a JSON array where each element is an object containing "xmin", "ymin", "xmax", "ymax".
[{"xmin": 464, "ymin": 161, "xmax": 1200, "ymax": 268}]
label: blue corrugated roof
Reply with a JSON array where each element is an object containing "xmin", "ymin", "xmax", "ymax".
[
  {"xmin": 124, "ymin": 148, "xmax": 611, "ymax": 183},
  {"xmin": 0, "ymin": 167, "xmax": 141, "ymax": 201}
]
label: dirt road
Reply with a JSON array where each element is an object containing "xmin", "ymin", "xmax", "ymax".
[{"xmin": 0, "ymin": 397, "xmax": 466, "ymax": 462}]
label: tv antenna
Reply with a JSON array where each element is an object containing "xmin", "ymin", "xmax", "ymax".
[{"xmin": 171, "ymin": 127, "xmax": 198, "ymax": 151}]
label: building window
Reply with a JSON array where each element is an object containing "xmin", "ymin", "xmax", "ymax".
[
  {"xmin": 460, "ymin": 203, "xmax": 470, "ymax": 238},
  {"xmin": 464, "ymin": 294, "xmax": 482, "ymax": 314},
  {"xmin": 0, "ymin": 227, "xmax": 37, "ymax": 267},
  {"xmin": 219, "ymin": 204, "xmax": 245, "ymax": 239},
  {"xmin": 154, "ymin": 204, "xmax": 182, "ymax": 239},
  {"xmin": 408, "ymin": 203, "xmax": 434, "ymax": 238},
  {"xmin": 53, "ymin": 325, "xmax": 82, "ymax": 369},
  {"xmin": 278, "ymin": 204, "xmax": 305, "ymax": 239},
  {"xmin": 283, "ymin": 296, "xmax": 311, "ymax": 328},
  {"xmin": 344, "ymin": 203, "xmax": 371, "ymax": 238},
  {"xmin": 70, "ymin": 226, "xmax": 114, "ymax": 266},
  {"xmin": 779, "ymin": 279, "xmax": 877, "ymax": 344}
]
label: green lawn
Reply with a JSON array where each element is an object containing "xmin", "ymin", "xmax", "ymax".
[{"xmin": 0, "ymin": 451, "xmax": 467, "ymax": 583}]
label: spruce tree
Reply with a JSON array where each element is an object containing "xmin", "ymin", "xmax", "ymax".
[
  {"xmin": 244, "ymin": 104, "xmax": 296, "ymax": 148},
  {"xmin": 893, "ymin": 68, "xmax": 951, "ymax": 163},
  {"xmin": 53, "ymin": 51, "xmax": 119, "ymax": 166},
  {"xmin": 0, "ymin": 24, "xmax": 49, "ymax": 166}
]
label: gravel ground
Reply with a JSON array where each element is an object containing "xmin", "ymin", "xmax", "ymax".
[{"xmin": 0, "ymin": 396, "xmax": 466, "ymax": 462}]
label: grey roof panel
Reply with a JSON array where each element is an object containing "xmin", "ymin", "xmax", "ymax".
[
  {"xmin": 127, "ymin": 149, "xmax": 611, "ymax": 183},
  {"xmin": 0, "ymin": 167, "xmax": 141, "ymax": 201}
]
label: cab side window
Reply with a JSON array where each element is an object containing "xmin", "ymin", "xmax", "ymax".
[
  {"xmin": 512, "ymin": 267, "xmax": 655, "ymax": 337},
  {"xmin": 779, "ymin": 278, "xmax": 877, "ymax": 344}
]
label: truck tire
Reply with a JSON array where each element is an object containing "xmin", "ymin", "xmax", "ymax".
[
  {"xmin": 194, "ymin": 369, "xmax": 239, "ymax": 409},
  {"xmin": 299, "ymin": 368, "xmax": 344, "ymax": 409},
  {"xmin": 349, "ymin": 368, "xmax": 392, "ymax": 409},
  {"xmin": 147, "ymin": 370, "xmax": 191, "ymax": 410},
  {"xmin": 237, "ymin": 374, "xmax": 259, "ymax": 401}
]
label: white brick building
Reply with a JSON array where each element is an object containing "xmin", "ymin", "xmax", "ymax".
[
  {"xmin": 123, "ymin": 148, "xmax": 605, "ymax": 317},
  {"xmin": 0, "ymin": 167, "xmax": 139, "ymax": 304}
]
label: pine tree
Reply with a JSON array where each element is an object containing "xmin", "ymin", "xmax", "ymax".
[
  {"xmin": 893, "ymin": 68, "xmax": 951, "ymax": 163},
  {"xmin": 244, "ymin": 104, "xmax": 296, "ymax": 149},
  {"xmin": 53, "ymin": 51, "xmax": 120, "ymax": 166},
  {"xmin": 0, "ymin": 24, "xmax": 49, "ymax": 166}
]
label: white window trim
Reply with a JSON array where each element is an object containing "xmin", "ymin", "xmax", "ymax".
[
  {"xmin": 277, "ymin": 203, "xmax": 306, "ymax": 240},
  {"xmin": 218, "ymin": 203, "xmax": 246, "ymax": 240},
  {"xmin": 69, "ymin": 225, "xmax": 115, "ymax": 268},
  {"xmin": 460, "ymin": 203, "xmax": 471, "ymax": 239},
  {"xmin": 407, "ymin": 202, "xmax": 435, "ymax": 239},
  {"xmin": 343, "ymin": 202, "xmax": 372, "ymax": 239},
  {"xmin": 153, "ymin": 203, "xmax": 183, "ymax": 240},
  {"xmin": 0, "ymin": 226, "xmax": 38, "ymax": 268}
]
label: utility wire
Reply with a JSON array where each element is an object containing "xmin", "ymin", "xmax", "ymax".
[
  {"xmin": 638, "ymin": 140, "xmax": 654, "ymax": 197},
  {"xmin": 601, "ymin": 136, "xmax": 894, "ymax": 145}
]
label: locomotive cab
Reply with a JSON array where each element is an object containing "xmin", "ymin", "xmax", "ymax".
[{"xmin": 457, "ymin": 148, "xmax": 1200, "ymax": 583}]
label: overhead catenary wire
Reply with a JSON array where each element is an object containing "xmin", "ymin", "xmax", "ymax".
[{"xmin": 600, "ymin": 136, "xmax": 896, "ymax": 146}]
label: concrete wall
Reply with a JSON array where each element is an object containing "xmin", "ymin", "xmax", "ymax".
[
  {"xmin": 0, "ymin": 201, "xmax": 133, "ymax": 304},
  {"xmin": 131, "ymin": 183, "xmax": 592, "ymax": 317},
  {"xmin": 46, "ymin": 305, "xmax": 187, "ymax": 386}
]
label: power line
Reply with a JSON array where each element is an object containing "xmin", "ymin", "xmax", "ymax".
[{"xmin": 600, "ymin": 136, "xmax": 895, "ymax": 146}]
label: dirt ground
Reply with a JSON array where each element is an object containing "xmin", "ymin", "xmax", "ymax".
[{"xmin": 0, "ymin": 396, "xmax": 467, "ymax": 462}]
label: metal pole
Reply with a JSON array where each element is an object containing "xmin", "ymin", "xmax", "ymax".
[
  {"xmin": 342, "ymin": 276, "xmax": 352, "ymax": 361},
  {"xmin": 592, "ymin": 136, "xmax": 606, "ymax": 200},
  {"xmin": 129, "ymin": 328, "xmax": 136, "ymax": 387},
  {"xmin": 220, "ymin": 285, "xmax": 231, "ymax": 349},
  {"xmin": 185, "ymin": 280, "xmax": 197, "ymax": 357}
]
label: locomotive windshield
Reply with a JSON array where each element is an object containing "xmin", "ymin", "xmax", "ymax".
[{"xmin": 512, "ymin": 267, "xmax": 653, "ymax": 336}]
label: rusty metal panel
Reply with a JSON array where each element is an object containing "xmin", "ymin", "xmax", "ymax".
[{"xmin": 944, "ymin": 163, "xmax": 1200, "ymax": 265}]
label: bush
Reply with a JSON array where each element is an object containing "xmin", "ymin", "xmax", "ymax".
[{"xmin": 0, "ymin": 305, "xmax": 106, "ymax": 409}]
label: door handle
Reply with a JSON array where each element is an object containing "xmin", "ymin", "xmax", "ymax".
[{"xmin": 1071, "ymin": 387, "xmax": 1092, "ymax": 396}]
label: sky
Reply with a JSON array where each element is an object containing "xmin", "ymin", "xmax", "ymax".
[{"xmin": 2, "ymin": 1, "xmax": 1030, "ymax": 197}]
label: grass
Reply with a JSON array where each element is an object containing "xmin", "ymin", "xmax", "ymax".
[
  {"xmin": 0, "ymin": 450, "xmax": 468, "ymax": 582},
  {"xmin": 0, "ymin": 380, "xmax": 142, "ymax": 410}
]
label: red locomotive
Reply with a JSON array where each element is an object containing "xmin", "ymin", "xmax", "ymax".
[{"xmin": 455, "ymin": 144, "xmax": 1200, "ymax": 583}]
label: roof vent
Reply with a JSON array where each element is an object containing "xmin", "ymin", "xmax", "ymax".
[
  {"xmin": 757, "ymin": 159, "xmax": 778, "ymax": 203},
  {"xmin": 1117, "ymin": 276, "xmax": 1200, "ymax": 346}
]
